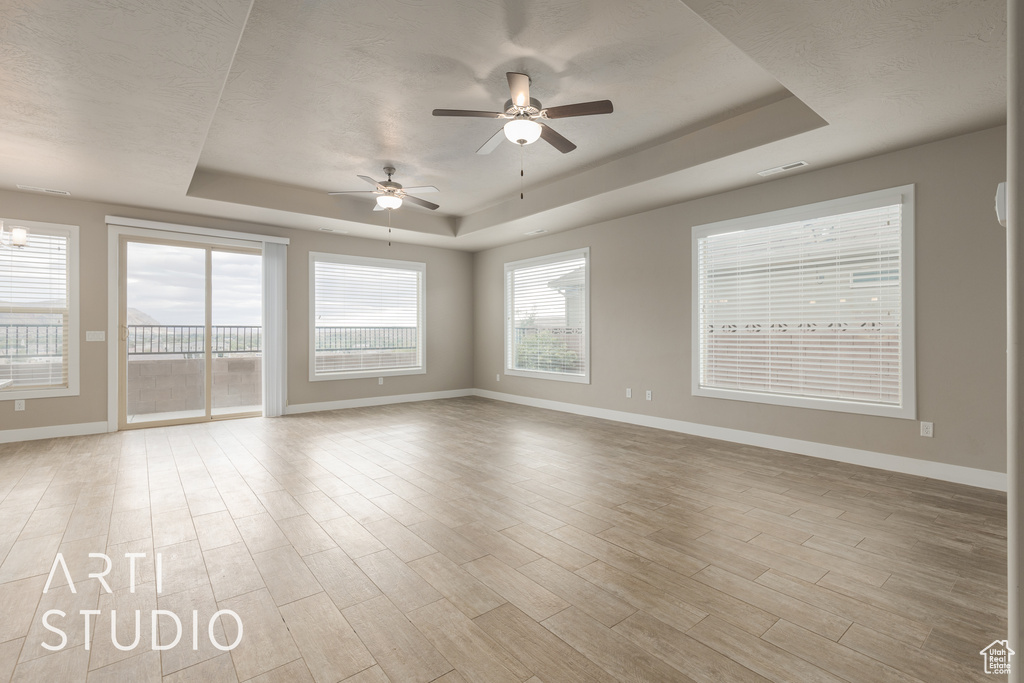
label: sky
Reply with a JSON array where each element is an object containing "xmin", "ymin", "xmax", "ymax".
[{"xmin": 126, "ymin": 242, "xmax": 261, "ymax": 326}]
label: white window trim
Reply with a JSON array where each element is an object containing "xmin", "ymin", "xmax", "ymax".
[
  {"xmin": 1, "ymin": 219, "xmax": 80, "ymax": 401},
  {"xmin": 504, "ymin": 247, "xmax": 591, "ymax": 384},
  {"xmin": 309, "ymin": 252, "xmax": 426, "ymax": 382},
  {"xmin": 691, "ymin": 185, "xmax": 916, "ymax": 419},
  {"xmin": 106, "ymin": 216, "xmax": 289, "ymax": 245}
]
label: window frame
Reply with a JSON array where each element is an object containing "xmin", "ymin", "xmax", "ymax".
[
  {"xmin": 691, "ymin": 185, "xmax": 916, "ymax": 419},
  {"xmin": 0, "ymin": 219, "xmax": 80, "ymax": 401},
  {"xmin": 308, "ymin": 252, "xmax": 426, "ymax": 382},
  {"xmin": 504, "ymin": 247, "xmax": 591, "ymax": 384}
]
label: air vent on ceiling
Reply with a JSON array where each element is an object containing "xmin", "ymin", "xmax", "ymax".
[
  {"xmin": 757, "ymin": 161, "xmax": 808, "ymax": 177},
  {"xmin": 524, "ymin": 229, "xmax": 547, "ymax": 236},
  {"xmin": 17, "ymin": 184, "xmax": 71, "ymax": 196},
  {"xmin": 318, "ymin": 227, "xmax": 348, "ymax": 234}
]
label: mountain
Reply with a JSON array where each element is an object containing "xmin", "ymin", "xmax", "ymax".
[{"xmin": 127, "ymin": 308, "xmax": 162, "ymax": 325}]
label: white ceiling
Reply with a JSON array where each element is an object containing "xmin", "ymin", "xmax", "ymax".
[{"xmin": 0, "ymin": 0, "xmax": 1007, "ymax": 250}]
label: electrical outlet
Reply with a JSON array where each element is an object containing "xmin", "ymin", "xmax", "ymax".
[
  {"xmin": 625, "ymin": 388, "xmax": 631, "ymax": 398},
  {"xmin": 378, "ymin": 377, "xmax": 383, "ymax": 385},
  {"xmin": 14, "ymin": 400, "xmax": 25, "ymax": 412},
  {"xmin": 645, "ymin": 390, "xmax": 652, "ymax": 401},
  {"xmin": 920, "ymin": 421, "xmax": 934, "ymax": 437},
  {"xmin": 496, "ymin": 374, "xmax": 500, "ymax": 382}
]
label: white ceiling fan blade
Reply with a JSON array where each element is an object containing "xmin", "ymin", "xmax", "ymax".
[
  {"xmin": 358, "ymin": 174, "xmax": 384, "ymax": 189},
  {"xmin": 432, "ymin": 109, "xmax": 503, "ymax": 118},
  {"xmin": 543, "ymin": 100, "xmax": 614, "ymax": 119},
  {"xmin": 539, "ymin": 122, "xmax": 577, "ymax": 153},
  {"xmin": 507, "ymin": 72, "xmax": 530, "ymax": 108},
  {"xmin": 373, "ymin": 203, "xmax": 386, "ymax": 211},
  {"xmin": 403, "ymin": 194, "xmax": 439, "ymax": 210},
  {"xmin": 476, "ymin": 128, "xmax": 506, "ymax": 154},
  {"xmin": 328, "ymin": 191, "xmax": 376, "ymax": 195},
  {"xmin": 401, "ymin": 186, "xmax": 439, "ymax": 194}
]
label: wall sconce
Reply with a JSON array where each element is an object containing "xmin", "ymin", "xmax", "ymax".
[{"xmin": 0, "ymin": 221, "xmax": 28, "ymax": 248}]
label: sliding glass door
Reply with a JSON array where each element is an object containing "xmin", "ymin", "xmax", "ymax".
[
  {"xmin": 211, "ymin": 249, "xmax": 263, "ymax": 415},
  {"xmin": 119, "ymin": 237, "xmax": 262, "ymax": 428}
]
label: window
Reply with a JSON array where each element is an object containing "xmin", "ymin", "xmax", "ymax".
[
  {"xmin": 692, "ymin": 186, "xmax": 915, "ymax": 418},
  {"xmin": 505, "ymin": 248, "xmax": 589, "ymax": 383},
  {"xmin": 0, "ymin": 219, "xmax": 80, "ymax": 400},
  {"xmin": 309, "ymin": 253, "xmax": 424, "ymax": 380}
]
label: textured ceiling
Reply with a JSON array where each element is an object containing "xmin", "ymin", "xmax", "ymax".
[
  {"xmin": 196, "ymin": 0, "xmax": 786, "ymax": 215},
  {"xmin": 0, "ymin": 0, "xmax": 1008, "ymax": 250},
  {"xmin": 0, "ymin": 0, "xmax": 251, "ymax": 204}
]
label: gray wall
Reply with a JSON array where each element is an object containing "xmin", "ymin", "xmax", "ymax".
[
  {"xmin": 0, "ymin": 192, "xmax": 474, "ymax": 431},
  {"xmin": 473, "ymin": 126, "xmax": 1008, "ymax": 474},
  {"xmin": 0, "ymin": 125, "xmax": 1009, "ymax": 477}
]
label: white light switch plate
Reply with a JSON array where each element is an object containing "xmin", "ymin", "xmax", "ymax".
[{"xmin": 86, "ymin": 331, "xmax": 105, "ymax": 342}]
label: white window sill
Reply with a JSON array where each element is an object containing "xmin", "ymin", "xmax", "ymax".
[
  {"xmin": 505, "ymin": 368, "xmax": 590, "ymax": 384},
  {"xmin": 693, "ymin": 385, "xmax": 915, "ymax": 419},
  {"xmin": 310, "ymin": 367, "xmax": 426, "ymax": 382}
]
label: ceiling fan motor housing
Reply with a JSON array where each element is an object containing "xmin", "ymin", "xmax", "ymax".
[{"xmin": 503, "ymin": 97, "xmax": 543, "ymax": 116}]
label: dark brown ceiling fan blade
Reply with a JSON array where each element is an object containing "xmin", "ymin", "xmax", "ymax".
[
  {"xmin": 432, "ymin": 109, "xmax": 504, "ymax": 118},
  {"xmin": 507, "ymin": 72, "xmax": 531, "ymax": 108},
  {"xmin": 401, "ymin": 185, "xmax": 439, "ymax": 193},
  {"xmin": 539, "ymin": 123, "xmax": 577, "ymax": 154},
  {"xmin": 476, "ymin": 128, "xmax": 506, "ymax": 155},
  {"xmin": 403, "ymin": 194, "xmax": 439, "ymax": 210},
  {"xmin": 327, "ymin": 190, "xmax": 376, "ymax": 195},
  {"xmin": 543, "ymin": 99, "xmax": 614, "ymax": 119}
]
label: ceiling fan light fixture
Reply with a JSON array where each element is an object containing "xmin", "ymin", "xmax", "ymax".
[
  {"xmin": 503, "ymin": 118, "xmax": 542, "ymax": 145},
  {"xmin": 376, "ymin": 194, "xmax": 403, "ymax": 210}
]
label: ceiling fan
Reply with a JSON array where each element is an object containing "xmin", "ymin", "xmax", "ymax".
[
  {"xmin": 328, "ymin": 167, "xmax": 439, "ymax": 211},
  {"xmin": 433, "ymin": 72, "xmax": 613, "ymax": 154}
]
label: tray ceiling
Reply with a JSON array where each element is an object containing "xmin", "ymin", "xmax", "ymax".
[{"xmin": 0, "ymin": 0, "xmax": 1007, "ymax": 250}]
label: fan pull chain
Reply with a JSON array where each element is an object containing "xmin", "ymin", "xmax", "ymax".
[
  {"xmin": 520, "ymin": 144, "xmax": 524, "ymax": 200},
  {"xmin": 387, "ymin": 208, "xmax": 392, "ymax": 247}
]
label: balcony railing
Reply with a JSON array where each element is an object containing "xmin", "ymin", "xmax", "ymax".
[
  {"xmin": 0, "ymin": 324, "xmax": 64, "ymax": 359},
  {"xmin": 0, "ymin": 324, "xmax": 423, "ymax": 359},
  {"xmin": 315, "ymin": 326, "xmax": 417, "ymax": 352},
  {"xmin": 127, "ymin": 325, "xmax": 263, "ymax": 355}
]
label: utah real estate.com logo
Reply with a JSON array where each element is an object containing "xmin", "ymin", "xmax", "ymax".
[
  {"xmin": 41, "ymin": 552, "xmax": 243, "ymax": 653},
  {"xmin": 981, "ymin": 640, "xmax": 1014, "ymax": 675}
]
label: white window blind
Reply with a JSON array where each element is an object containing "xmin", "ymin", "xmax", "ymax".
[
  {"xmin": 310, "ymin": 253, "xmax": 424, "ymax": 380},
  {"xmin": 693, "ymin": 186, "xmax": 915, "ymax": 418},
  {"xmin": 0, "ymin": 220, "xmax": 79, "ymax": 398},
  {"xmin": 505, "ymin": 248, "xmax": 589, "ymax": 382}
]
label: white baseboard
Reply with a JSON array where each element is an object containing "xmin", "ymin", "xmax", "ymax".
[
  {"xmin": 285, "ymin": 389, "xmax": 474, "ymax": 415},
  {"xmin": 4, "ymin": 392, "xmax": 1003, "ymax": 492},
  {"xmin": 472, "ymin": 389, "xmax": 1007, "ymax": 492},
  {"xmin": 0, "ymin": 421, "xmax": 110, "ymax": 445}
]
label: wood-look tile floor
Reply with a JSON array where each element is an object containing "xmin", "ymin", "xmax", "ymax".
[{"xmin": 0, "ymin": 396, "xmax": 1007, "ymax": 682}]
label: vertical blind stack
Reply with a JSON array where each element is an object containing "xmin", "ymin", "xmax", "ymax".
[
  {"xmin": 0, "ymin": 229, "xmax": 70, "ymax": 390},
  {"xmin": 697, "ymin": 203, "xmax": 903, "ymax": 406}
]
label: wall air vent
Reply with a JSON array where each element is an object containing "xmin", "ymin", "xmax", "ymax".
[
  {"xmin": 757, "ymin": 161, "xmax": 809, "ymax": 177},
  {"xmin": 17, "ymin": 184, "xmax": 71, "ymax": 196}
]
